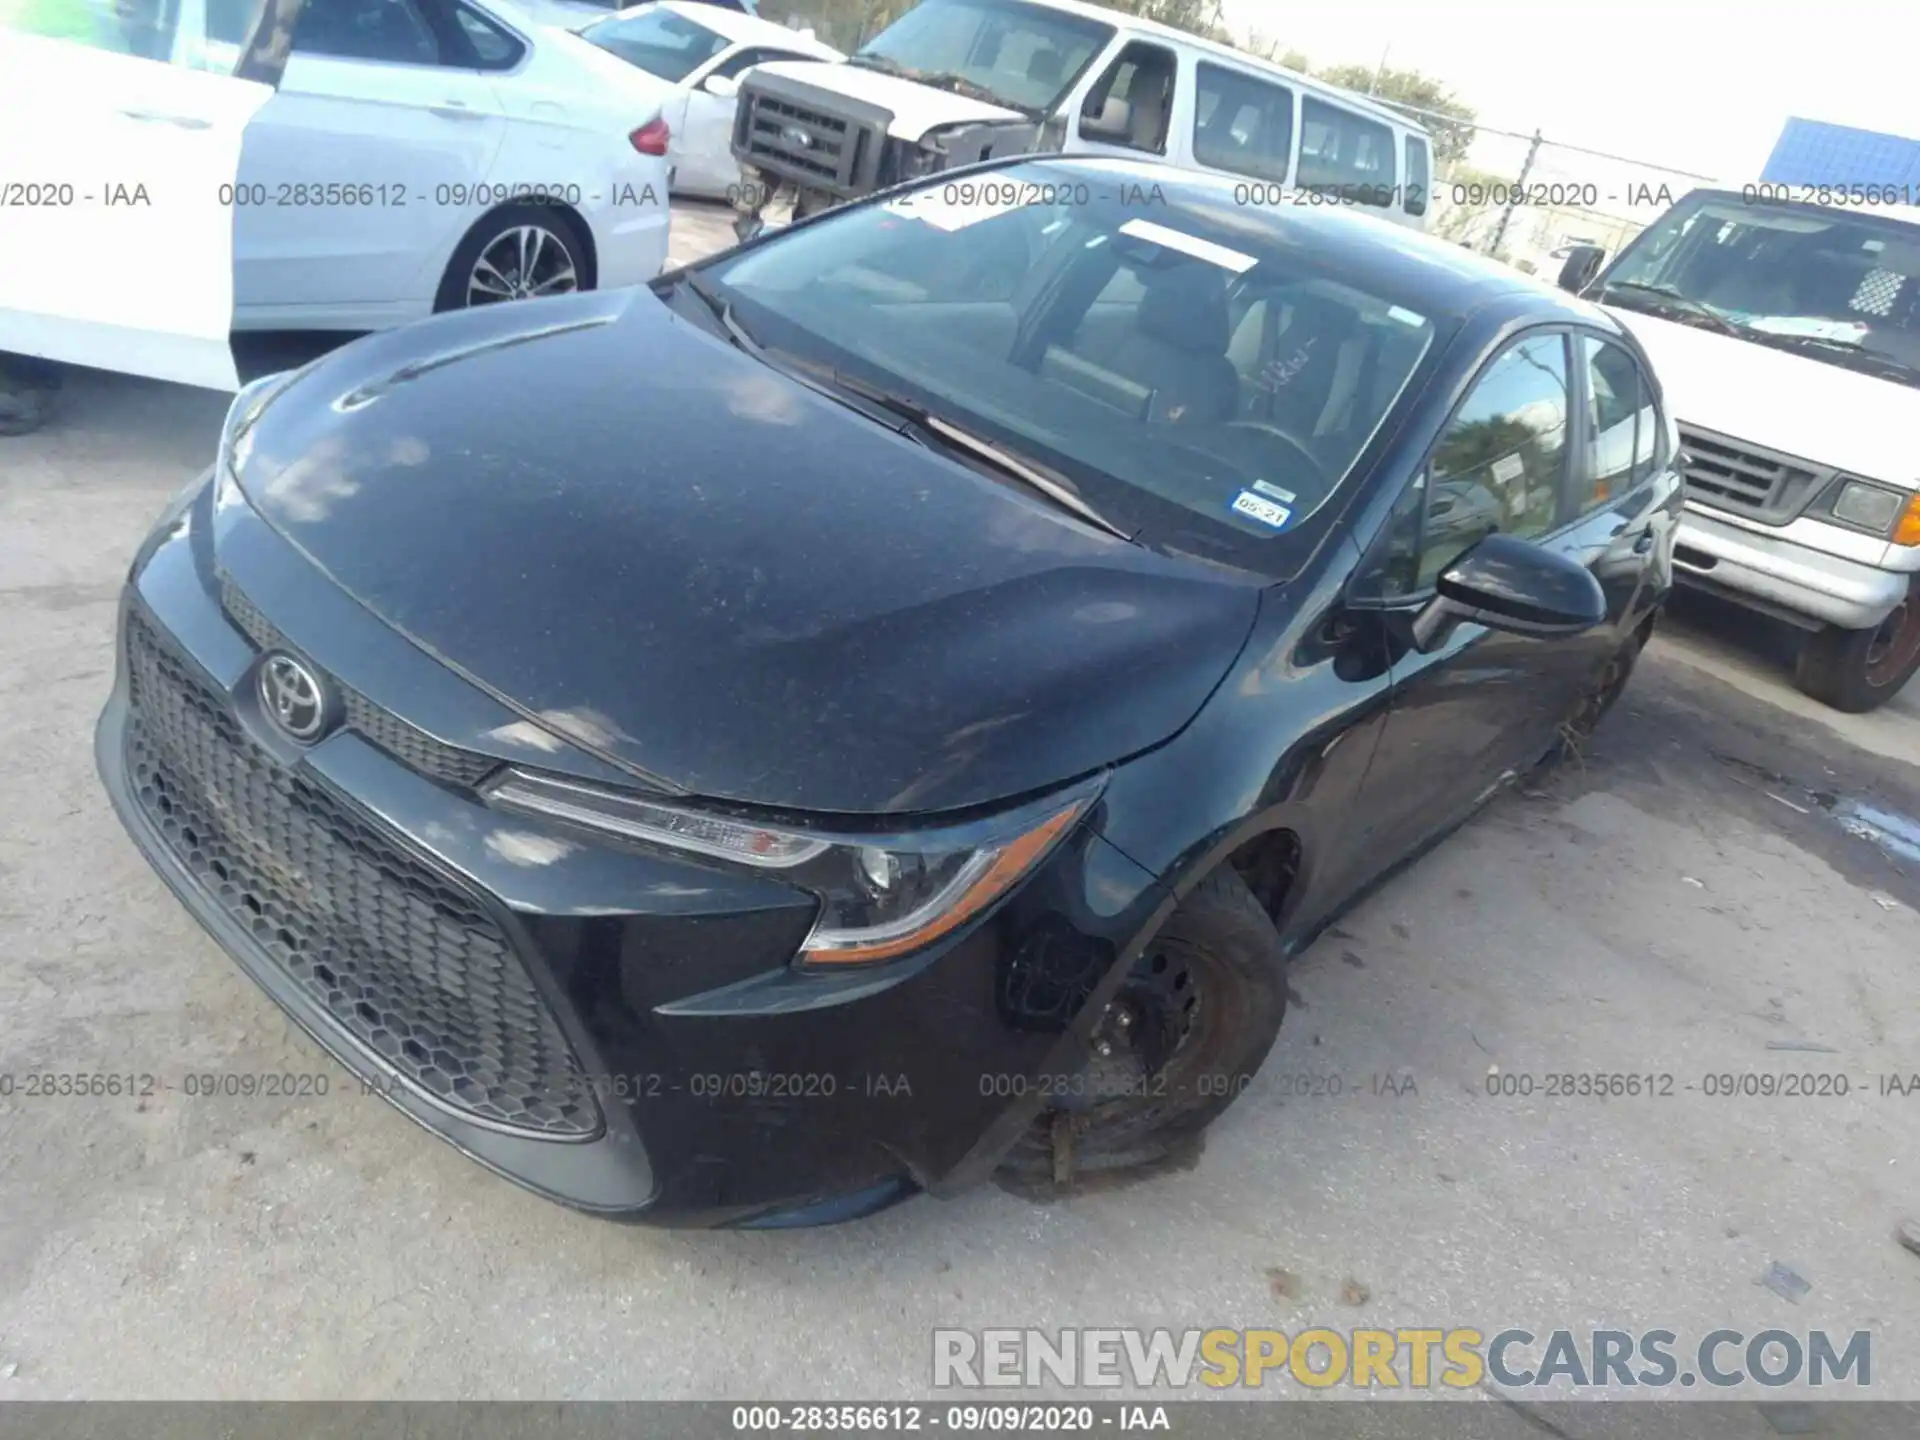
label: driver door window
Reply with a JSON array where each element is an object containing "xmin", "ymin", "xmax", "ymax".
[
  {"xmin": 1363, "ymin": 333, "xmax": 1571, "ymax": 598},
  {"xmin": 290, "ymin": 0, "xmax": 438, "ymax": 63},
  {"xmin": 1078, "ymin": 41, "xmax": 1177, "ymax": 155}
]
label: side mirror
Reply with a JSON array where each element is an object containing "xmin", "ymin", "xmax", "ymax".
[
  {"xmin": 703, "ymin": 73, "xmax": 741, "ymax": 99},
  {"xmin": 1411, "ymin": 533, "xmax": 1607, "ymax": 652},
  {"xmin": 1556, "ymin": 243, "xmax": 1606, "ymax": 294}
]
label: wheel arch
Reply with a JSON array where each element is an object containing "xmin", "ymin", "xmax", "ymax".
[
  {"xmin": 434, "ymin": 200, "xmax": 600, "ymax": 306},
  {"xmin": 1130, "ymin": 811, "xmax": 1312, "ymax": 947}
]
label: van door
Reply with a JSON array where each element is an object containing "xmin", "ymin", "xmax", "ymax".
[
  {"xmin": 1183, "ymin": 59, "xmax": 1296, "ymax": 196},
  {"xmin": 0, "ymin": 0, "xmax": 300, "ymax": 391},
  {"xmin": 1296, "ymin": 93, "xmax": 1404, "ymax": 228},
  {"xmin": 1064, "ymin": 36, "xmax": 1183, "ymax": 165}
]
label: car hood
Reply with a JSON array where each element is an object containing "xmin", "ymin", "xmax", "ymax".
[
  {"xmin": 1608, "ymin": 307, "xmax": 1920, "ymax": 486},
  {"xmin": 234, "ymin": 289, "xmax": 1261, "ymax": 816},
  {"xmin": 750, "ymin": 59, "xmax": 1027, "ymax": 140}
]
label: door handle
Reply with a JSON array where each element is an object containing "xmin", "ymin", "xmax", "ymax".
[
  {"xmin": 430, "ymin": 102, "xmax": 487, "ymax": 121},
  {"xmin": 118, "ymin": 108, "xmax": 213, "ymax": 130}
]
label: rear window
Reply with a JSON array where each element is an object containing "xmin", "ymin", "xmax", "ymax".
[{"xmin": 580, "ymin": 6, "xmax": 729, "ymax": 83}]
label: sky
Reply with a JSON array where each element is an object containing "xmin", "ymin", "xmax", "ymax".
[{"xmin": 1221, "ymin": 0, "xmax": 1917, "ymax": 216}]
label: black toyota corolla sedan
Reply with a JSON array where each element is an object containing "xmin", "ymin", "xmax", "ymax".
[{"xmin": 97, "ymin": 156, "xmax": 1681, "ymax": 1227}]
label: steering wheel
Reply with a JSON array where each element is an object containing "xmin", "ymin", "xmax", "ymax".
[{"xmin": 1224, "ymin": 420, "xmax": 1332, "ymax": 495}]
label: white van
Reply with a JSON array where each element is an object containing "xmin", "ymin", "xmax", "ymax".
[
  {"xmin": 1561, "ymin": 185, "xmax": 1920, "ymax": 711},
  {"xmin": 721, "ymin": 0, "xmax": 1434, "ymax": 239}
]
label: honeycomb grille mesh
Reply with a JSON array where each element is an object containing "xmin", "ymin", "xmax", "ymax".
[
  {"xmin": 124, "ymin": 610, "xmax": 600, "ymax": 1138},
  {"xmin": 219, "ymin": 578, "xmax": 499, "ymax": 790}
]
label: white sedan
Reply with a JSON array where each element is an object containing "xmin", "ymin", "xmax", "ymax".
[
  {"xmin": 1, "ymin": 0, "xmax": 673, "ymax": 385},
  {"xmin": 565, "ymin": 0, "xmax": 841, "ymax": 199}
]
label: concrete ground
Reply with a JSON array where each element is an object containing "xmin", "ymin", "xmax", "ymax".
[{"xmin": 2, "ymin": 203, "xmax": 1918, "ymax": 1411}]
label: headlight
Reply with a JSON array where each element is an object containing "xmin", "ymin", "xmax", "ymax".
[
  {"xmin": 1830, "ymin": 479, "xmax": 1904, "ymax": 533},
  {"xmin": 483, "ymin": 769, "xmax": 1093, "ymax": 968}
]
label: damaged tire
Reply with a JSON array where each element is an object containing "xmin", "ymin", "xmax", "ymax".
[{"xmin": 998, "ymin": 866, "xmax": 1288, "ymax": 1186}]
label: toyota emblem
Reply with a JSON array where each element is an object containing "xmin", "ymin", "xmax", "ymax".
[
  {"xmin": 258, "ymin": 652, "xmax": 331, "ymax": 743},
  {"xmin": 781, "ymin": 124, "xmax": 814, "ymax": 149}
]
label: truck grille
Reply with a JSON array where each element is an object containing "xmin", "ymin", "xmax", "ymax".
[
  {"xmin": 1676, "ymin": 424, "xmax": 1827, "ymax": 525},
  {"xmin": 220, "ymin": 575, "xmax": 498, "ymax": 791},
  {"xmin": 123, "ymin": 608, "xmax": 600, "ymax": 1139},
  {"xmin": 734, "ymin": 75, "xmax": 887, "ymax": 195}
]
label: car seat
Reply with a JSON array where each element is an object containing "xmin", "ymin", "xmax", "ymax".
[{"xmin": 1103, "ymin": 266, "xmax": 1240, "ymax": 424}]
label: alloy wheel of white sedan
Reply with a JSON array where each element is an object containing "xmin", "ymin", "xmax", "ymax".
[{"xmin": 469, "ymin": 225, "xmax": 582, "ymax": 306}]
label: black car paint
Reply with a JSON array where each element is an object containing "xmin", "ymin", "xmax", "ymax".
[
  {"xmin": 227, "ymin": 289, "xmax": 1263, "ymax": 816},
  {"xmin": 96, "ymin": 160, "xmax": 1681, "ymax": 1225}
]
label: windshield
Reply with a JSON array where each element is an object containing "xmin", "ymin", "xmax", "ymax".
[
  {"xmin": 580, "ymin": 5, "xmax": 728, "ymax": 82},
  {"xmin": 854, "ymin": 0, "xmax": 1113, "ymax": 114},
  {"xmin": 1597, "ymin": 191, "xmax": 1920, "ymax": 389},
  {"xmin": 691, "ymin": 163, "xmax": 1442, "ymax": 571}
]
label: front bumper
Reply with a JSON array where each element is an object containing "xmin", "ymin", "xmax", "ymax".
[
  {"xmin": 1672, "ymin": 505, "xmax": 1914, "ymax": 631},
  {"xmin": 95, "ymin": 476, "xmax": 1163, "ymax": 1225}
]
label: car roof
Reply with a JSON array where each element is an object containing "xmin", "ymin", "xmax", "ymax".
[
  {"xmin": 999, "ymin": 0, "xmax": 1428, "ymax": 135},
  {"xmin": 1011, "ymin": 155, "xmax": 1620, "ymax": 326},
  {"xmin": 650, "ymin": 0, "xmax": 843, "ymax": 52}
]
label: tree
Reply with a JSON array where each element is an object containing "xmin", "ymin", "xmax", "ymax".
[
  {"xmin": 1093, "ymin": 0, "xmax": 1234, "ymax": 45},
  {"xmin": 1310, "ymin": 62, "xmax": 1477, "ymax": 168}
]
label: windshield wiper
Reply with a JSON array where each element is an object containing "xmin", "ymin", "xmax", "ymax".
[
  {"xmin": 823, "ymin": 369, "xmax": 1134, "ymax": 541},
  {"xmin": 676, "ymin": 277, "xmax": 1131, "ymax": 538},
  {"xmin": 1601, "ymin": 280, "xmax": 1743, "ymax": 336},
  {"xmin": 679, "ymin": 270, "xmax": 766, "ymax": 355},
  {"xmin": 846, "ymin": 53, "xmax": 1033, "ymax": 114},
  {"xmin": 1742, "ymin": 331, "xmax": 1920, "ymax": 385},
  {"xmin": 678, "ymin": 275, "xmax": 934, "ymax": 437}
]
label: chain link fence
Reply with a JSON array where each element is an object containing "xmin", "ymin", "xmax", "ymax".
[{"xmin": 1397, "ymin": 109, "xmax": 1719, "ymax": 276}]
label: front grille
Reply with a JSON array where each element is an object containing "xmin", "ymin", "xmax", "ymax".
[
  {"xmin": 124, "ymin": 609, "xmax": 600, "ymax": 1138},
  {"xmin": 220, "ymin": 576, "xmax": 498, "ymax": 790},
  {"xmin": 734, "ymin": 78, "xmax": 883, "ymax": 194},
  {"xmin": 1677, "ymin": 424, "xmax": 1827, "ymax": 524}
]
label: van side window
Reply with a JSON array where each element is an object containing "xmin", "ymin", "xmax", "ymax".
[
  {"xmin": 1403, "ymin": 135, "xmax": 1430, "ymax": 217},
  {"xmin": 1079, "ymin": 42, "xmax": 1178, "ymax": 156},
  {"xmin": 1192, "ymin": 62, "xmax": 1293, "ymax": 184},
  {"xmin": 1298, "ymin": 96, "xmax": 1396, "ymax": 208}
]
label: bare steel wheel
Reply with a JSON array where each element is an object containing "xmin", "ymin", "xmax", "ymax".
[
  {"xmin": 1797, "ymin": 580, "xmax": 1920, "ymax": 713},
  {"xmin": 434, "ymin": 206, "xmax": 591, "ymax": 314},
  {"xmin": 997, "ymin": 867, "xmax": 1287, "ymax": 1187}
]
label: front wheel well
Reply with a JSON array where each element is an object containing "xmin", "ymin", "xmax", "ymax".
[
  {"xmin": 1221, "ymin": 828, "xmax": 1303, "ymax": 929},
  {"xmin": 436, "ymin": 202, "xmax": 599, "ymax": 307}
]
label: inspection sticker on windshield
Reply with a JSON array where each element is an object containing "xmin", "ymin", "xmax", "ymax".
[{"xmin": 1232, "ymin": 490, "xmax": 1292, "ymax": 529}]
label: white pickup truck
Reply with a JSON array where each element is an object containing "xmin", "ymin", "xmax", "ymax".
[{"xmin": 1561, "ymin": 185, "xmax": 1920, "ymax": 711}]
